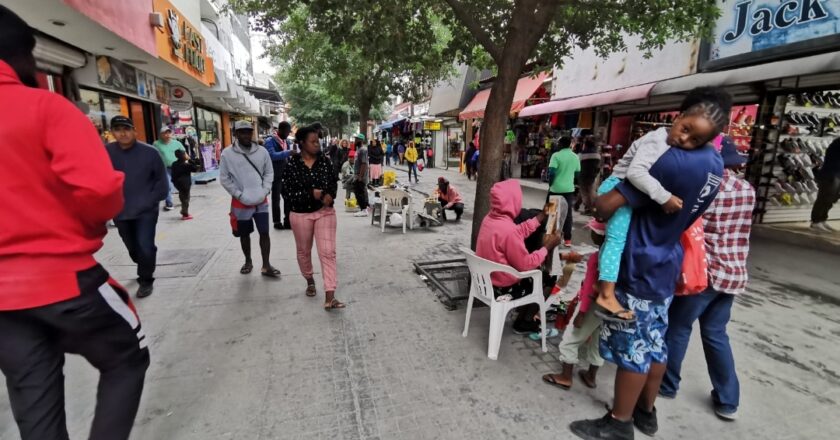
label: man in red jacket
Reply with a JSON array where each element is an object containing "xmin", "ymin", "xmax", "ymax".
[{"xmin": 0, "ymin": 7, "xmax": 150, "ymax": 440}]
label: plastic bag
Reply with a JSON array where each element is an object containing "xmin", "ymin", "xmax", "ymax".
[
  {"xmin": 390, "ymin": 212, "xmax": 403, "ymax": 226},
  {"xmin": 676, "ymin": 218, "xmax": 708, "ymax": 296}
]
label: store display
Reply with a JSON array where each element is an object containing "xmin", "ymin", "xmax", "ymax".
[{"xmin": 757, "ymin": 91, "xmax": 840, "ymax": 219}]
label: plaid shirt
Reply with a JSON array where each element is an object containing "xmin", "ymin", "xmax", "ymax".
[{"xmin": 702, "ymin": 169, "xmax": 755, "ymax": 294}]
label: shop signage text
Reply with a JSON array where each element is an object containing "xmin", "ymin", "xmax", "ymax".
[
  {"xmin": 169, "ymin": 85, "xmax": 194, "ymax": 112},
  {"xmin": 424, "ymin": 121, "xmax": 442, "ymax": 131},
  {"xmin": 153, "ymin": 0, "xmax": 215, "ymax": 86},
  {"xmin": 723, "ymin": 0, "xmax": 829, "ymax": 43},
  {"xmin": 166, "ymin": 9, "xmax": 206, "ymax": 73},
  {"xmin": 706, "ymin": 0, "xmax": 840, "ymax": 67}
]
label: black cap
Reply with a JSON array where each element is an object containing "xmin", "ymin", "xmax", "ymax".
[{"xmin": 110, "ymin": 115, "xmax": 134, "ymax": 129}]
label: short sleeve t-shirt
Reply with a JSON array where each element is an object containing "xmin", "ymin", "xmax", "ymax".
[
  {"xmin": 153, "ymin": 139, "xmax": 184, "ymax": 167},
  {"xmin": 549, "ymin": 149, "xmax": 580, "ymax": 193},
  {"xmin": 616, "ymin": 146, "xmax": 723, "ymax": 301},
  {"xmin": 354, "ymin": 146, "xmax": 368, "ymax": 180}
]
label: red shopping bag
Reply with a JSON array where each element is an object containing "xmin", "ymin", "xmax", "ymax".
[{"xmin": 675, "ymin": 218, "xmax": 708, "ymax": 296}]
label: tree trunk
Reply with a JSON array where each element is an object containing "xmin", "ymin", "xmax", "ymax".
[
  {"xmin": 358, "ymin": 101, "xmax": 371, "ymax": 137},
  {"xmin": 470, "ymin": 48, "xmax": 530, "ymax": 248}
]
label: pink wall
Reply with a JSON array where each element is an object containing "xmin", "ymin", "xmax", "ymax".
[{"xmin": 62, "ymin": 0, "xmax": 157, "ymax": 56}]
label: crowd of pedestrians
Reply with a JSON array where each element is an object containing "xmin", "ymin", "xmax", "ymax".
[{"xmin": 0, "ymin": 5, "xmax": 820, "ymax": 440}]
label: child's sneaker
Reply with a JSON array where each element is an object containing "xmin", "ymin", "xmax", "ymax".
[
  {"xmin": 564, "ymin": 240, "xmax": 572, "ymax": 247},
  {"xmin": 181, "ymin": 215, "xmax": 194, "ymax": 220}
]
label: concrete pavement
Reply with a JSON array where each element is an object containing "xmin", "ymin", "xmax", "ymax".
[{"xmin": 2, "ymin": 164, "xmax": 840, "ymax": 440}]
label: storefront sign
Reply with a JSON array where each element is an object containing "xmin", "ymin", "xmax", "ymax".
[
  {"xmin": 96, "ymin": 56, "xmax": 137, "ymax": 94},
  {"xmin": 423, "ymin": 121, "xmax": 442, "ymax": 131},
  {"xmin": 153, "ymin": 0, "xmax": 215, "ymax": 86},
  {"xmin": 168, "ymin": 85, "xmax": 193, "ymax": 112},
  {"xmin": 703, "ymin": 0, "xmax": 840, "ymax": 70}
]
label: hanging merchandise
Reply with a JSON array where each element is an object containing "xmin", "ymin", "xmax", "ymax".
[{"xmin": 753, "ymin": 90, "xmax": 840, "ymax": 223}]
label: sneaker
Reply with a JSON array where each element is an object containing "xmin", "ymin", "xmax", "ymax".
[
  {"xmin": 822, "ymin": 222, "xmax": 837, "ymax": 232},
  {"xmin": 569, "ymin": 413, "xmax": 634, "ymax": 440},
  {"xmin": 564, "ymin": 240, "xmax": 573, "ymax": 247},
  {"xmin": 714, "ymin": 405, "xmax": 738, "ymax": 421},
  {"xmin": 353, "ymin": 211, "xmax": 369, "ymax": 217},
  {"xmin": 136, "ymin": 284, "xmax": 154, "ymax": 298},
  {"xmin": 274, "ymin": 223, "xmax": 284, "ymax": 230},
  {"xmin": 181, "ymin": 215, "xmax": 194, "ymax": 220},
  {"xmin": 163, "ymin": 205, "xmax": 174, "ymax": 211},
  {"xmin": 632, "ymin": 406, "xmax": 658, "ymax": 436}
]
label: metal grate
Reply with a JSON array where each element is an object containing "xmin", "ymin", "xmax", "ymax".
[{"xmin": 413, "ymin": 258, "xmax": 471, "ymax": 310}]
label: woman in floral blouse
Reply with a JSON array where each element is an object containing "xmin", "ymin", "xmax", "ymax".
[{"xmin": 281, "ymin": 125, "xmax": 344, "ymax": 310}]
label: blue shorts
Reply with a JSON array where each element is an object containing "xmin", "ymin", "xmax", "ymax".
[
  {"xmin": 233, "ymin": 201, "xmax": 270, "ymax": 236},
  {"xmin": 599, "ymin": 289, "xmax": 672, "ymax": 374}
]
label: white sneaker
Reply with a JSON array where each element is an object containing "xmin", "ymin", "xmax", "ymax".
[
  {"xmin": 353, "ymin": 211, "xmax": 369, "ymax": 217},
  {"xmin": 822, "ymin": 222, "xmax": 837, "ymax": 232}
]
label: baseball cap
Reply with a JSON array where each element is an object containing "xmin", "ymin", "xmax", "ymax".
[
  {"xmin": 354, "ymin": 133, "xmax": 366, "ymax": 140},
  {"xmin": 110, "ymin": 115, "xmax": 134, "ymax": 129},
  {"xmin": 160, "ymin": 126, "xmax": 172, "ymax": 134},
  {"xmin": 233, "ymin": 120, "xmax": 253, "ymax": 131},
  {"xmin": 349, "ymin": 150, "xmax": 356, "ymax": 158},
  {"xmin": 720, "ymin": 137, "xmax": 747, "ymax": 168}
]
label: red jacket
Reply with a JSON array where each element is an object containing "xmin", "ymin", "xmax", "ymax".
[
  {"xmin": 476, "ymin": 180, "xmax": 547, "ymax": 287},
  {"xmin": 0, "ymin": 61, "xmax": 124, "ymax": 310}
]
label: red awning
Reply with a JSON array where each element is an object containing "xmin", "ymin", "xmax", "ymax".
[
  {"xmin": 459, "ymin": 72, "xmax": 549, "ymax": 121},
  {"xmin": 518, "ymin": 83, "xmax": 656, "ymax": 118}
]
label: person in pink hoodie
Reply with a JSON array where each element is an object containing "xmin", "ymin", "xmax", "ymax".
[{"xmin": 476, "ymin": 180, "xmax": 581, "ymax": 334}]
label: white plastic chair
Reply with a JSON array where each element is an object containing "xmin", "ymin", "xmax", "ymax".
[
  {"xmin": 374, "ymin": 188, "xmax": 413, "ymax": 233},
  {"xmin": 460, "ymin": 247, "xmax": 549, "ymax": 360}
]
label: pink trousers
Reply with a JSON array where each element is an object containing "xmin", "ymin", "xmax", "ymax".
[{"xmin": 290, "ymin": 207, "xmax": 338, "ymax": 292}]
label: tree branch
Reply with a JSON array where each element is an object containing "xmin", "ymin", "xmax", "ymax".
[{"xmin": 442, "ymin": 0, "xmax": 503, "ymax": 62}]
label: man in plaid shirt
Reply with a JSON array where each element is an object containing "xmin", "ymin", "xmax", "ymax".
[{"xmin": 659, "ymin": 138, "xmax": 755, "ymax": 421}]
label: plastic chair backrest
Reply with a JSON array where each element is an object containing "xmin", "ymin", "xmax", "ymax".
[
  {"xmin": 381, "ymin": 189, "xmax": 410, "ymax": 212},
  {"xmin": 460, "ymin": 247, "xmax": 522, "ymax": 302}
]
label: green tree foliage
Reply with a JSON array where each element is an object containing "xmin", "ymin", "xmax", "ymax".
[
  {"xmin": 432, "ymin": 0, "xmax": 721, "ymax": 245},
  {"xmin": 231, "ymin": 0, "xmax": 453, "ymax": 134}
]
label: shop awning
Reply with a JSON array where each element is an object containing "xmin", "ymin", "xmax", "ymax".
[
  {"xmin": 377, "ymin": 117, "xmax": 406, "ymax": 131},
  {"xmin": 519, "ymin": 83, "xmax": 656, "ymax": 118},
  {"xmin": 458, "ymin": 72, "xmax": 549, "ymax": 121},
  {"xmin": 652, "ymin": 50, "xmax": 840, "ymax": 96}
]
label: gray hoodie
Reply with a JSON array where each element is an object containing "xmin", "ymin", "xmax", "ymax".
[{"xmin": 219, "ymin": 140, "xmax": 274, "ymax": 206}]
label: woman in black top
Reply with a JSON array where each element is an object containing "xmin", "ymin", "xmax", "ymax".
[
  {"xmin": 368, "ymin": 139, "xmax": 385, "ymax": 186},
  {"xmin": 281, "ymin": 125, "xmax": 344, "ymax": 310}
]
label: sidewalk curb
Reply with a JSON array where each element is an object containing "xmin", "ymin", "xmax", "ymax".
[{"xmin": 752, "ymin": 224, "xmax": 840, "ymax": 256}]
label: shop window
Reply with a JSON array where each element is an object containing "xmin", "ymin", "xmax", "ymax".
[{"xmin": 79, "ymin": 88, "xmax": 123, "ymax": 144}]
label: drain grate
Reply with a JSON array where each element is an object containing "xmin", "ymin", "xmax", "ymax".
[
  {"xmin": 104, "ymin": 248, "xmax": 216, "ymax": 279},
  {"xmin": 414, "ymin": 258, "xmax": 471, "ymax": 310}
]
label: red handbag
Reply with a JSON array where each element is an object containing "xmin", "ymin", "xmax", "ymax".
[{"xmin": 675, "ymin": 218, "xmax": 708, "ymax": 296}]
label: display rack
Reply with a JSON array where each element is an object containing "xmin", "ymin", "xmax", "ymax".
[{"xmin": 754, "ymin": 93, "xmax": 840, "ymax": 223}]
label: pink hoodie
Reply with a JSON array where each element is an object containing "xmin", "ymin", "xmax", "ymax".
[{"xmin": 476, "ymin": 180, "xmax": 548, "ymax": 287}]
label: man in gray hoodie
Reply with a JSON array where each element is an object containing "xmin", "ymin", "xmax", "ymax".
[{"xmin": 220, "ymin": 121, "xmax": 281, "ymax": 277}]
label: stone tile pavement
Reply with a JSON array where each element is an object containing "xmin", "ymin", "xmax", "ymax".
[{"xmin": 2, "ymin": 165, "xmax": 840, "ymax": 439}]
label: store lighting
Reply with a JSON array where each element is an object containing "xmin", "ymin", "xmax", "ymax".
[
  {"xmin": 49, "ymin": 20, "xmax": 66, "ymax": 27},
  {"xmin": 123, "ymin": 59, "xmax": 148, "ymax": 65},
  {"xmin": 104, "ymin": 47, "xmax": 115, "ymax": 51}
]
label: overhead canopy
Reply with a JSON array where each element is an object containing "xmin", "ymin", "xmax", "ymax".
[
  {"xmin": 652, "ymin": 50, "xmax": 840, "ymax": 96},
  {"xmin": 519, "ymin": 83, "xmax": 656, "ymax": 117},
  {"xmin": 377, "ymin": 117, "xmax": 406, "ymax": 131},
  {"xmin": 459, "ymin": 72, "xmax": 548, "ymax": 121}
]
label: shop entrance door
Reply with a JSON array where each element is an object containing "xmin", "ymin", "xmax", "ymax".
[{"xmin": 128, "ymin": 100, "xmax": 155, "ymax": 144}]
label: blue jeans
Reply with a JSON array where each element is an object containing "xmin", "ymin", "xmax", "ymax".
[
  {"xmin": 660, "ymin": 288, "xmax": 739, "ymax": 413},
  {"xmin": 164, "ymin": 167, "xmax": 174, "ymax": 207},
  {"xmin": 115, "ymin": 211, "xmax": 159, "ymax": 285}
]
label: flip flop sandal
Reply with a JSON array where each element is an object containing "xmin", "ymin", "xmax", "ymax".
[
  {"xmin": 261, "ymin": 267, "xmax": 281, "ymax": 278},
  {"xmin": 578, "ymin": 370, "xmax": 597, "ymax": 389},
  {"xmin": 305, "ymin": 283, "xmax": 317, "ymax": 297},
  {"xmin": 324, "ymin": 298, "xmax": 346, "ymax": 310},
  {"xmin": 595, "ymin": 309, "xmax": 638, "ymax": 324},
  {"xmin": 240, "ymin": 263, "xmax": 253, "ymax": 274},
  {"xmin": 542, "ymin": 374, "xmax": 571, "ymax": 390}
]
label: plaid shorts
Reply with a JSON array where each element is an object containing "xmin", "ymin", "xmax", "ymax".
[{"xmin": 599, "ymin": 289, "xmax": 672, "ymax": 374}]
